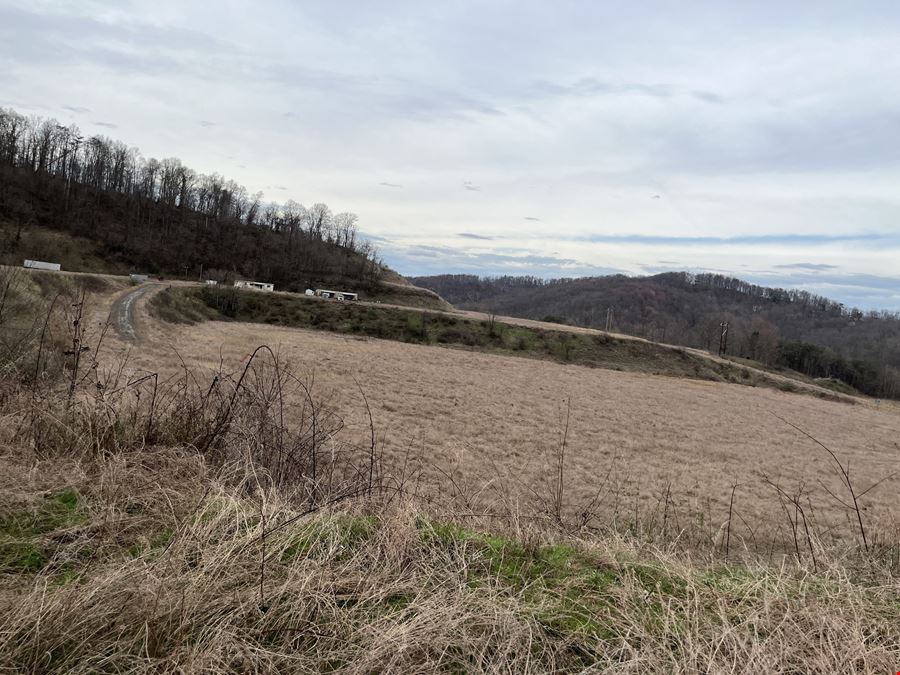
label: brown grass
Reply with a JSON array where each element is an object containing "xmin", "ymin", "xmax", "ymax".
[
  {"xmin": 104, "ymin": 288, "xmax": 900, "ymax": 552},
  {"xmin": 2, "ymin": 275, "xmax": 900, "ymax": 672},
  {"xmin": 2, "ymin": 448, "xmax": 900, "ymax": 673}
]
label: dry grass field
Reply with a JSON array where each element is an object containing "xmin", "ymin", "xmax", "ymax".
[
  {"xmin": 4, "ymin": 271, "xmax": 900, "ymax": 672},
  {"xmin": 103, "ymin": 283, "xmax": 900, "ymax": 550}
]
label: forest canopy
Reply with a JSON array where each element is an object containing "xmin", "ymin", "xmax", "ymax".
[{"xmin": 0, "ymin": 107, "xmax": 382, "ymax": 290}]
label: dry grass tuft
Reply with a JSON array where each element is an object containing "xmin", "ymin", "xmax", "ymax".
[{"xmin": 1, "ymin": 450, "xmax": 900, "ymax": 673}]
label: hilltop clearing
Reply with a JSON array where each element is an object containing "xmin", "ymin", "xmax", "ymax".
[{"xmin": 79, "ymin": 275, "xmax": 899, "ymax": 545}]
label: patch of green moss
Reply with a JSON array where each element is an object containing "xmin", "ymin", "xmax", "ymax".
[
  {"xmin": 0, "ymin": 490, "xmax": 85, "ymax": 574},
  {"xmin": 0, "ymin": 542, "xmax": 46, "ymax": 573}
]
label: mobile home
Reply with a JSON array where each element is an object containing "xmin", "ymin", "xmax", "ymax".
[
  {"xmin": 314, "ymin": 288, "xmax": 358, "ymax": 301},
  {"xmin": 234, "ymin": 280, "xmax": 274, "ymax": 292}
]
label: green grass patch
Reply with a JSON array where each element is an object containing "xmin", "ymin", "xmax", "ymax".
[
  {"xmin": 149, "ymin": 286, "xmax": 219, "ymax": 324},
  {"xmin": 0, "ymin": 489, "xmax": 86, "ymax": 573},
  {"xmin": 128, "ymin": 527, "xmax": 175, "ymax": 559},
  {"xmin": 281, "ymin": 515, "xmax": 380, "ymax": 563},
  {"xmin": 814, "ymin": 377, "xmax": 861, "ymax": 396}
]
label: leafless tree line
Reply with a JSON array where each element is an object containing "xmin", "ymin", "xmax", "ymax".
[{"xmin": 0, "ymin": 107, "xmax": 382, "ymax": 287}]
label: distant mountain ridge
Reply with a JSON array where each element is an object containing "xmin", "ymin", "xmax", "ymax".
[{"xmin": 412, "ymin": 272, "xmax": 900, "ymax": 398}]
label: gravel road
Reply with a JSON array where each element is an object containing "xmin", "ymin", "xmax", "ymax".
[{"xmin": 110, "ymin": 284, "xmax": 156, "ymax": 341}]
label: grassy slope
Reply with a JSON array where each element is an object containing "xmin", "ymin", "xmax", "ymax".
[
  {"xmin": 151, "ymin": 286, "xmax": 851, "ymax": 401},
  {"xmin": 363, "ymin": 280, "xmax": 452, "ymax": 310},
  {"xmin": 1, "ymin": 277, "xmax": 897, "ymax": 672},
  {"xmin": 0, "ymin": 224, "xmax": 133, "ymax": 277},
  {"xmin": 1, "ymin": 451, "xmax": 898, "ymax": 673},
  {"xmin": 0, "ymin": 266, "xmax": 127, "ymax": 338}
]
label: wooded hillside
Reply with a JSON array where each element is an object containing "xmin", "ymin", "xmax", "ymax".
[
  {"xmin": 413, "ymin": 273, "xmax": 900, "ymax": 398},
  {"xmin": 0, "ymin": 107, "xmax": 382, "ymax": 291}
]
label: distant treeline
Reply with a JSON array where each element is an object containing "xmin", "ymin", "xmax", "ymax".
[
  {"xmin": 414, "ymin": 273, "xmax": 900, "ymax": 398},
  {"xmin": 0, "ymin": 107, "xmax": 382, "ymax": 289}
]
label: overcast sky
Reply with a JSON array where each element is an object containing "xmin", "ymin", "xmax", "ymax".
[{"xmin": 3, "ymin": 1, "xmax": 900, "ymax": 308}]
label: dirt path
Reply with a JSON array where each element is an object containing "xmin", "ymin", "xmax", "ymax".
[{"xmin": 109, "ymin": 283, "xmax": 161, "ymax": 342}]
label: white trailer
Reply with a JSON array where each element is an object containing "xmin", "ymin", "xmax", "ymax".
[
  {"xmin": 129, "ymin": 274, "xmax": 149, "ymax": 283},
  {"xmin": 315, "ymin": 288, "xmax": 358, "ymax": 301},
  {"xmin": 24, "ymin": 260, "xmax": 61, "ymax": 272},
  {"xmin": 234, "ymin": 280, "xmax": 274, "ymax": 292}
]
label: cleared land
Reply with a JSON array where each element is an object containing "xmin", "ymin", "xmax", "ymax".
[
  {"xmin": 153, "ymin": 286, "xmax": 858, "ymax": 401},
  {"xmin": 4, "ymin": 269, "xmax": 900, "ymax": 672},
  {"xmin": 101, "ymin": 283, "xmax": 900, "ymax": 548}
]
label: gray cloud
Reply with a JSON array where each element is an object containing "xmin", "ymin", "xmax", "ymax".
[
  {"xmin": 357, "ymin": 231, "xmax": 393, "ymax": 244},
  {"xmin": 569, "ymin": 233, "xmax": 898, "ymax": 247},
  {"xmin": 382, "ymin": 243, "xmax": 626, "ymax": 278},
  {"xmin": 457, "ymin": 233, "xmax": 494, "ymax": 240},
  {"xmin": 775, "ymin": 263, "xmax": 840, "ymax": 271},
  {"xmin": 379, "ymin": 182, "xmax": 403, "ymax": 188},
  {"xmin": 92, "ymin": 121, "xmax": 117, "ymax": 129},
  {"xmin": 743, "ymin": 271, "xmax": 900, "ymax": 309},
  {"xmin": 750, "ymin": 271, "xmax": 900, "ymax": 294},
  {"xmin": 259, "ymin": 64, "xmax": 501, "ymax": 122},
  {"xmin": 526, "ymin": 77, "xmax": 725, "ymax": 105},
  {"xmin": 0, "ymin": 5, "xmax": 227, "ymax": 78}
]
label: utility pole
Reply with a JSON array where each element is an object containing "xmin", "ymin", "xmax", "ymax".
[
  {"xmin": 605, "ymin": 307, "xmax": 613, "ymax": 332},
  {"xmin": 718, "ymin": 321, "xmax": 729, "ymax": 356}
]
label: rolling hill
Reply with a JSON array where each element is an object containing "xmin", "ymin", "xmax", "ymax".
[
  {"xmin": 0, "ymin": 106, "xmax": 443, "ymax": 309},
  {"xmin": 413, "ymin": 273, "xmax": 900, "ymax": 398}
]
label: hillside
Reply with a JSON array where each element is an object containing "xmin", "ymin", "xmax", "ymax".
[
  {"xmin": 146, "ymin": 284, "xmax": 854, "ymax": 401},
  {"xmin": 2, "ymin": 265, "xmax": 900, "ymax": 672},
  {"xmin": 0, "ymin": 107, "xmax": 445, "ymax": 308},
  {"xmin": 414, "ymin": 273, "xmax": 900, "ymax": 398}
]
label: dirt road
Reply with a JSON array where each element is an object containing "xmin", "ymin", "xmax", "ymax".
[{"xmin": 109, "ymin": 283, "xmax": 160, "ymax": 341}]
